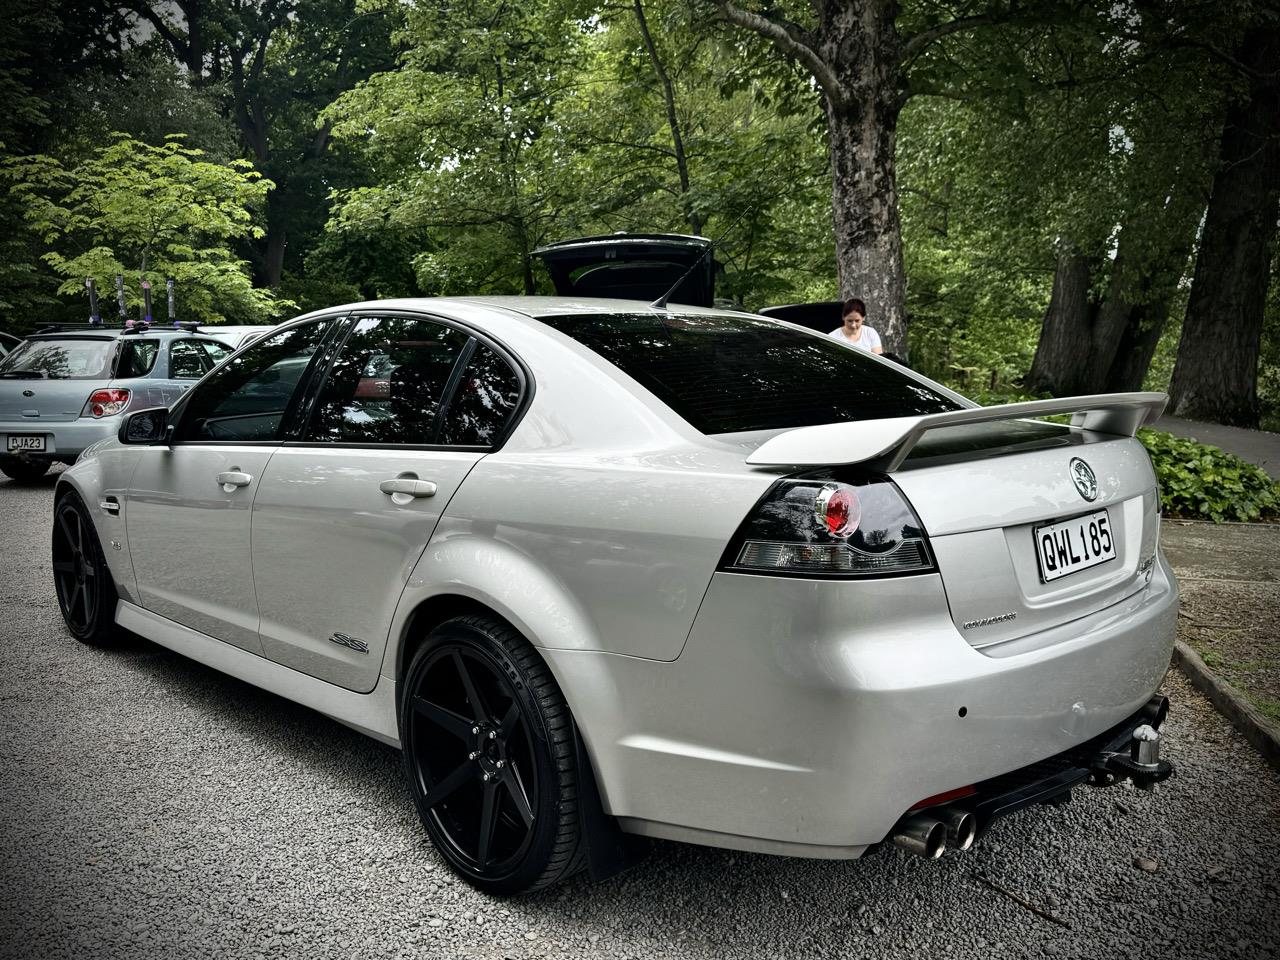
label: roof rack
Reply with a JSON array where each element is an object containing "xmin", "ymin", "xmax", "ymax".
[
  {"xmin": 32, "ymin": 320, "xmax": 203, "ymax": 336},
  {"xmin": 34, "ymin": 322, "xmax": 125, "ymax": 334}
]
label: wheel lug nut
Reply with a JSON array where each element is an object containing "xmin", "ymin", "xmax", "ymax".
[
  {"xmin": 496, "ymin": 760, "xmax": 505, "ymax": 769},
  {"xmin": 482, "ymin": 773, "xmax": 491, "ymax": 782},
  {"xmin": 468, "ymin": 751, "xmax": 478, "ymax": 760},
  {"xmin": 488, "ymin": 730, "xmax": 497, "ymax": 740},
  {"xmin": 471, "ymin": 726, "xmax": 480, "ymax": 735}
]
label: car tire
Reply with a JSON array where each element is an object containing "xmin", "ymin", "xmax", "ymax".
[
  {"xmin": 400, "ymin": 615, "xmax": 586, "ymax": 895},
  {"xmin": 52, "ymin": 491, "xmax": 120, "ymax": 646},
  {"xmin": 0, "ymin": 457, "xmax": 50, "ymax": 483}
]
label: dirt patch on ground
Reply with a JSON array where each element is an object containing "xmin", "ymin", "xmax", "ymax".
[
  {"xmin": 1164, "ymin": 521, "xmax": 1280, "ymax": 724},
  {"xmin": 1178, "ymin": 581, "xmax": 1280, "ymax": 723}
]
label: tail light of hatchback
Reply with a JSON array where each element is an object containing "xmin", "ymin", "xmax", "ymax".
[
  {"xmin": 719, "ymin": 472, "xmax": 936, "ymax": 577},
  {"xmin": 82, "ymin": 388, "xmax": 131, "ymax": 418}
]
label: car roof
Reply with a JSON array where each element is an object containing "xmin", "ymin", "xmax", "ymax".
[{"xmin": 315, "ymin": 295, "xmax": 748, "ymax": 321}]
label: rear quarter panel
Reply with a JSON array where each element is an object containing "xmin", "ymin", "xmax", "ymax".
[{"xmin": 392, "ymin": 447, "xmax": 773, "ymax": 664}]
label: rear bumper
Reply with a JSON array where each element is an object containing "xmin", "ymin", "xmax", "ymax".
[
  {"xmin": 0, "ymin": 416, "xmax": 121, "ymax": 462},
  {"xmin": 545, "ymin": 550, "xmax": 1178, "ymax": 856}
]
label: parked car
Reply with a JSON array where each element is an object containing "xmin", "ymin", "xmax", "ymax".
[
  {"xmin": 53, "ymin": 298, "xmax": 1177, "ymax": 894},
  {"xmin": 0, "ymin": 324, "xmax": 233, "ymax": 481},
  {"xmin": 532, "ymin": 233, "xmax": 716, "ymax": 306},
  {"xmin": 197, "ymin": 324, "xmax": 276, "ymax": 350}
]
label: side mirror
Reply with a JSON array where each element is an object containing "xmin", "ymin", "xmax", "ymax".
[{"xmin": 119, "ymin": 407, "xmax": 173, "ymax": 445}]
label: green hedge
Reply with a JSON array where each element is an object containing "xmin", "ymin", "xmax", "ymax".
[{"xmin": 1138, "ymin": 429, "xmax": 1280, "ymax": 523}]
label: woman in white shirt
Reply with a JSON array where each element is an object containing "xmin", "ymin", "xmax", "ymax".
[{"xmin": 828, "ymin": 297, "xmax": 883, "ymax": 354}]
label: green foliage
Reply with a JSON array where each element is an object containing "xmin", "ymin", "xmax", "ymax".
[
  {"xmin": 5, "ymin": 135, "xmax": 287, "ymax": 324},
  {"xmin": 325, "ymin": 0, "xmax": 828, "ymax": 305},
  {"xmin": 1138, "ymin": 429, "xmax": 1280, "ymax": 523}
]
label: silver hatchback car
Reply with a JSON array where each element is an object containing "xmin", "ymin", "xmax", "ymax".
[
  {"xmin": 0, "ymin": 325, "xmax": 235, "ymax": 482},
  {"xmin": 54, "ymin": 298, "xmax": 1177, "ymax": 894}
]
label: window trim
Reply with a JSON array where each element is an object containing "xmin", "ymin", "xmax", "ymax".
[
  {"xmin": 168, "ymin": 313, "xmax": 348, "ymax": 447},
  {"xmin": 280, "ymin": 308, "xmax": 533, "ymax": 454}
]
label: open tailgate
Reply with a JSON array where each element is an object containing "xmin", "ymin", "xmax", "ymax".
[{"xmin": 745, "ymin": 392, "xmax": 1168, "ymax": 471}]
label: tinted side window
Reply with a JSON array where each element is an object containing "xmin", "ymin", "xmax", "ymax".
[
  {"xmin": 304, "ymin": 316, "xmax": 469, "ymax": 445},
  {"xmin": 116, "ymin": 339, "xmax": 159, "ymax": 378},
  {"xmin": 177, "ymin": 321, "xmax": 330, "ymax": 442},
  {"xmin": 538, "ymin": 312, "xmax": 962, "ymax": 434},
  {"xmin": 439, "ymin": 344, "xmax": 521, "ymax": 446},
  {"xmin": 168, "ymin": 340, "xmax": 208, "ymax": 379}
]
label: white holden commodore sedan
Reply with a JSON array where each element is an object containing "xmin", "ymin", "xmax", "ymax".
[{"xmin": 53, "ymin": 298, "xmax": 1177, "ymax": 894}]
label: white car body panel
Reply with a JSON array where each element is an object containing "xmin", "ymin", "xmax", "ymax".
[
  {"xmin": 126, "ymin": 444, "xmax": 275, "ymax": 655},
  {"xmin": 253, "ymin": 446, "xmax": 485, "ymax": 691}
]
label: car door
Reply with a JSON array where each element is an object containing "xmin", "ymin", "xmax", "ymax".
[
  {"xmin": 251, "ymin": 313, "xmax": 526, "ymax": 693},
  {"xmin": 126, "ymin": 318, "xmax": 340, "ymax": 654}
]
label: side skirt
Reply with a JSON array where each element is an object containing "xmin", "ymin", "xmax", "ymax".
[{"xmin": 115, "ymin": 600, "xmax": 401, "ymax": 747}]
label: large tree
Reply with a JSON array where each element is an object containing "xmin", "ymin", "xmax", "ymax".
[
  {"xmin": 8, "ymin": 135, "xmax": 284, "ymax": 323},
  {"xmin": 1167, "ymin": 18, "xmax": 1280, "ymax": 426},
  {"xmin": 709, "ymin": 0, "xmax": 1052, "ymax": 356},
  {"xmin": 121, "ymin": 0, "xmax": 393, "ymax": 287}
]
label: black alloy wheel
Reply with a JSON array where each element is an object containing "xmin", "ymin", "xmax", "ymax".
[
  {"xmin": 52, "ymin": 492, "xmax": 119, "ymax": 645},
  {"xmin": 401, "ymin": 616, "xmax": 584, "ymax": 894},
  {"xmin": 0, "ymin": 456, "xmax": 50, "ymax": 483}
]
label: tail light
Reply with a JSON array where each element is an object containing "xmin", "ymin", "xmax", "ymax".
[
  {"xmin": 719, "ymin": 472, "xmax": 936, "ymax": 577},
  {"xmin": 82, "ymin": 388, "xmax": 131, "ymax": 418}
]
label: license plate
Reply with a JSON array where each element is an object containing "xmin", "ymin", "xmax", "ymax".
[
  {"xmin": 6, "ymin": 434, "xmax": 46, "ymax": 452},
  {"xmin": 1034, "ymin": 509, "xmax": 1115, "ymax": 583}
]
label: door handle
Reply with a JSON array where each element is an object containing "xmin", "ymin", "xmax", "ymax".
[
  {"xmin": 379, "ymin": 478, "xmax": 438, "ymax": 499},
  {"xmin": 216, "ymin": 470, "xmax": 253, "ymax": 490}
]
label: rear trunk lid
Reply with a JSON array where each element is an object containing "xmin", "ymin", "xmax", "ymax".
[
  {"xmin": 0, "ymin": 336, "xmax": 118, "ymax": 422},
  {"xmin": 746, "ymin": 393, "xmax": 1167, "ymax": 650},
  {"xmin": 892, "ymin": 427, "xmax": 1160, "ymax": 649},
  {"xmin": 531, "ymin": 233, "xmax": 716, "ymax": 307}
]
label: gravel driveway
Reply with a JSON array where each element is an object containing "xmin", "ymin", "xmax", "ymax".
[{"xmin": 2, "ymin": 471, "xmax": 1278, "ymax": 960}]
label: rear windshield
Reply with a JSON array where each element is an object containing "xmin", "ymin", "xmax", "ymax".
[
  {"xmin": 537, "ymin": 312, "xmax": 962, "ymax": 434},
  {"xmin": 0, "ymin": 337, "xmax": 116, "ymax": 380}
]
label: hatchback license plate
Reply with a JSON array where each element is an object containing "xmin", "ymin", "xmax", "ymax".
[
  {"xmin": 1035, "ymin": 509, "xmax": 1115, "ymax": 583},
  {"xmin": 6, "ymin": 434, "xmax": 45, "ymax": 452}
]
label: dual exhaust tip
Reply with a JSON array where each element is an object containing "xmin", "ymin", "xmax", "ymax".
[{"xmin": 891, "ymin": 807, "xmax": 977, "ymax": 859}]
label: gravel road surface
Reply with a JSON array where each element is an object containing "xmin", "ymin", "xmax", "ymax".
[{"xmin": 2, "ymin": 470, "xmax": 1278, "ymax": 960}]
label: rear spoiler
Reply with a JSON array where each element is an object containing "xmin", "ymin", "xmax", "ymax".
[{"xmin": 746, "ymin": 392, "xmax": 1168, "ymax": 472}]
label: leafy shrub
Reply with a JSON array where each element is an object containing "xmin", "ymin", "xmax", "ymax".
[{"xmin": 1138, "ymin": 429, "xmax": 1280, "ymax": 523}]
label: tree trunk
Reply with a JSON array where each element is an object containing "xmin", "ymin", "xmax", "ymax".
[
  {"xmin": 262, "ymin": 222, "xmax": 287, "ymax": 288},
  {"xmin": 1025, "ymin": 252, "xmax": 1096, "ymax": 395},
  {"xmin": 817, "ymin": 1, "xmax": 908, "ymax": 357},
  {"xmin": 712, "ymin": 0, "xmax": 909, "ymax": 354},
  {"xmin": 1103, "ymin": 299, "xmax": 1171, "ymax": 393},
  {"xmin": 1099, "ymin": 203, "xmax": 1201, "ymax": 393},
  {"xmin": 1168, "ymin": 24, "xmax": 1280, "ymax": 427},
  {"xmin": 825, "ymin": 100, "xmax": 907, "ymax": 356}
]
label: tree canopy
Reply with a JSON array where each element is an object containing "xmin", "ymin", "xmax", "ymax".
[{"xmin": 0, "ymin": 0, "xmax": 1276, "ymax": 426}]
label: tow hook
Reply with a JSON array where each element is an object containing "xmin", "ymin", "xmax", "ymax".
[{"xmin": 1088, "ymin": 724, "xmax": 1175, "ymax": 791}]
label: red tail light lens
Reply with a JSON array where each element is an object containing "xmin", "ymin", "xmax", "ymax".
[
  {"xmin": 720, "ymin": 473, "xmax": 935, "ymax": 578},
  {"xmin": 82, "ymin": 388, "xmax": 131, "ymax": 418},
  {"xmin": 815, "ymin": 482, "xmax": 860, "ymax": 537}
]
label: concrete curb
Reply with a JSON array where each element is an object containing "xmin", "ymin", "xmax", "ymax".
[{"xmin": 1173, "ymin": 639, "xmax": 1280, "ymax": 771}]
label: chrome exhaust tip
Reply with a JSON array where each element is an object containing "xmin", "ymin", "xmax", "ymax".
[
  {"xmin": 891, "ymin": 815, "xmax": 947, "ymax": 859},
  {"xmin": 945, "ymin": 808, "xmax": 976, "ymax": 851}
]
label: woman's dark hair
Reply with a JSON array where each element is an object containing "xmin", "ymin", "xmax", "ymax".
[{"xmin": 842, "ymin": 297, "xmax": 867, "ymax": 319}]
